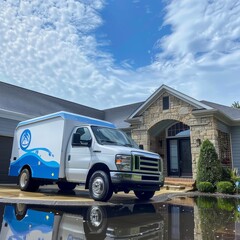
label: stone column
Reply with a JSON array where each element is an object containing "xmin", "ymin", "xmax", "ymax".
[
  {"xmin": 131, "ymin": 128, "xmax": 149, "ymax": 150},
  {"xmin": 190, "ymin": 116, "xmax": 219, "ymax": 179}
]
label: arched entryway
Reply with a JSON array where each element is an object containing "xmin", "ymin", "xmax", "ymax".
[{"xmin": 149, "ymin": 120, "xmax": 192, "ymax": 177}]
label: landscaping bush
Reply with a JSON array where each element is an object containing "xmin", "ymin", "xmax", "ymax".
[
  {"xmin": 196, "ymin": 139, "xmax": 222, "ymax": 184},
  {"xmin": 221, "ymin": 167, "xmax": 232, "ymax": 181},
  {"xmin": 197, "ymin": 181, "xmax": 215, "ymax": 193},
  {"xmin": 230, "ymin": 168, "xmax": 240, "ymax": 185},
  {"xmin": 216, "ymin": 181, "xmax": 235, "ymax": 194}
]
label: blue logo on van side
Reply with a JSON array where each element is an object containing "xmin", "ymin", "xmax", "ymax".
[
  {"xmin": 20, "ymin": 129, "xmax": 31, "ymax": 150},
  {"xmin": 10, "ymin": 129, "xmax": 59, "ymax": 180}
]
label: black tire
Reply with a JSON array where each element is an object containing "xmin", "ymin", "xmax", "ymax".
[
  {"xmin": 15, "ymin": 203, "xmax": 27, "ymax": 220},
  {"xmin": 89, "ymin": 171, "xmax": 113, "ymax": 202},
  {"xmin": 57, "ymin": 182, "xmax": 77, "ymax": 191},
  {"xmin": 19, "ymin": 168, "xmax": 39, "ymax": 192},
  {"xmin": 134, "ymin": 190, "xmax": 155, "ymax": 200}
]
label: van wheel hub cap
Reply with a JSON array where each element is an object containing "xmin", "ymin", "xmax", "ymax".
[
  {"xmin": 20, "ymin": 172, "xmax": 28, "ymax": 187},
  {"xmin": 92, "ymin": 177, "xmax": 104, "ymax": 196}
]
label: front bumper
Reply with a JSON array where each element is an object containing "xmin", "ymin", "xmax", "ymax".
[{"xmin": 110, "ymin": 171, "xmax": 164, "ymax": 192}]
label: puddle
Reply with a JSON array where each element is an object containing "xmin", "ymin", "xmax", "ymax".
[{"xmin": 0, "ymin": 196, "xmax": 240, "ymax": 239}]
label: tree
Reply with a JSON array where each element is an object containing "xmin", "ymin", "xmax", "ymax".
[
  {"xmin": 232, "ymin": 101, "xmax": 240, "ymax": 109},
  {"xmin": 196, "ymin": 139, "xmax": 222, "ymax": 185}
]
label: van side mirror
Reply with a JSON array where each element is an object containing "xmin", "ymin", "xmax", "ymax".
[
  {"xmin": 72, "ymin": 133, "xmax": 92, "ymax": 147},
  {"xmin": 139, "ymin": 144, "xmax": 144, "ymax": 150}
]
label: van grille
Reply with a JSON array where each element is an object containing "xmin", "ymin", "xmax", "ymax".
[{"xmin": 133, "ymin": 154, "xmax": 160, "ymax": 173}]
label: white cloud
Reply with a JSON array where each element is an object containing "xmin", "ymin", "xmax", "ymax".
[
  {"xmin": 0, "ymin": 0, "xmax": 158, "ymax": 109},
  {"xmin": 0, "ymin": 0, "xmax": 239, "ymax": 109},
  {"xmin": 147, "ymin": 0, "xmax": 240, "ymax": 106}
]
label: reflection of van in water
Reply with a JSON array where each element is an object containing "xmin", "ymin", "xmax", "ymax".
[
  {"xmin": 0, "ymin": 204, "xmax": 164, "ymax": 239},
  {"xmin": 9, "ymin": 111, "xmax": 164, "ymax": 201}
]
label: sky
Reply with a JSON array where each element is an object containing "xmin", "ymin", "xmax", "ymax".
[{"xmin": 0, "ymin": 0, "xmax": 240, "ymax": 109}]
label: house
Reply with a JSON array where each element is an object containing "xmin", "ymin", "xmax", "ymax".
[
  {"xmin": 1, "ymin": 82, "xmax": 240, "ymax": 183},
  {"xmin": 127, "ymin": 85, "xmax": 240, "ymax": 180}
]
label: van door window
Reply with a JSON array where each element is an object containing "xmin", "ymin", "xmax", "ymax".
[
  {"xmin": 72, "ymin": 127, "xmax": 92, "ymax": 147},
  {"xmin": 76, "ymin": 127, "xmax": 91, "ymax": 141}
]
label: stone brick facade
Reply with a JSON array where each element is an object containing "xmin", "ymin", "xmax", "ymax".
[{"xmin": 130, "ymin": 91, "xmax": 221, "ymax": 180}]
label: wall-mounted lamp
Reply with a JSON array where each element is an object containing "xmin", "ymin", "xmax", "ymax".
[{"xmin": 196, "ymin": 138, "xmax": 201, "ymax": 147}]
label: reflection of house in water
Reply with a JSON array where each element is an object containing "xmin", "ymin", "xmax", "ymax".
[
  {"xmin": 236, "ymin": 222, "xmax": 240, "ymax": 239},
  {"xmin": 168, "ymin": 196, "xmax": 240, "ymax": 240},
  {"xmin": 156, "ymin": 196, "xmax": 240, "ymax": 240},
  {"xmin": 155, "ymin": 197, "xmax": 195, "ymax": 240}
]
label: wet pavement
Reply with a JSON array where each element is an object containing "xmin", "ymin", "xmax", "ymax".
[{"xmin": 0, "ymin": 184, "xmax": 190, "ymax": 206}]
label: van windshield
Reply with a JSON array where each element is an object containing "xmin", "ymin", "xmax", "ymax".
[{"xmin": 91, "ymin": 126, "xmax": 139, "ymax": 148}]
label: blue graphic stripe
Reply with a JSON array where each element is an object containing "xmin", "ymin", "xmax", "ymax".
[
  {"xmin": 18, "ymin": 111, "xmax": 116, "ymax": 128},
  {"xmin": 9, "ymin": 153, "xmax": 59, "ymax": 180},
  {"xmin": 24, "ymin": 147, "xmax": 53, "ymax": 156}
]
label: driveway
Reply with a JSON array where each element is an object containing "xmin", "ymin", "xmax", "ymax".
[{"xmin": 0, "ymin": 184, "xmax": 190, "ymax": 206}]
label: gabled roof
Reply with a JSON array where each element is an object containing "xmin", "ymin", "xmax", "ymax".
[
  {"xmin": 104, "ymin": 102, "xmax": 144, "ymax": 129},
  {"xmin": 128, "ymin": 84, "xmax": 213, "ymax": 119},
  {"xmin": 0, "ymin": 81, "xmax": 143, "ymax": 129},
  {"xmin": 0, "ymin": 81, "xmax": 104, "ymax": 120},
  {"xmin": 2, "ymin": 81, "xmax": 240, "ymax": 128}
]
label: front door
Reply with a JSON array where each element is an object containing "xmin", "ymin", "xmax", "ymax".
[{"xmin": 167, "ymin": 138, "xmax": 192, "ymax": 177}]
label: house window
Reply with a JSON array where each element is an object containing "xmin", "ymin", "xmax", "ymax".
[
  {"xmin": 218, "ymin": 130, "xmax": 232, "ymax": 167},
  {"xmin": 163, "ymin": 96, "xmax": 170, "ymax": 110},
  {"xmin": 167, "ymin": 122, "xmax": 190, "ymax": 137}
]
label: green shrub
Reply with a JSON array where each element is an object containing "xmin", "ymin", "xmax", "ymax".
[
  {"xmin": 221, "ymin": 167, "xmax": 232, "ymax": 181},
  {"xmin": 216, "ymin": 181, "xmax": 235, "ymax": 194},
  {"xmin": 231, "ymin": 168, "xmax": 239, "ymax": 182},
  {"xmin": 196, "ymin": 139, "xmax": 222, "ymax": 184},
  {"xmin": 197, "ymin": 182, "xmax": 215, "ymax": 193}
]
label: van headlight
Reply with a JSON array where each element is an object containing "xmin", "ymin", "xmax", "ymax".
[{"xmin": 115, "ymin": 155, "xmax": 132, "ymax": 171}]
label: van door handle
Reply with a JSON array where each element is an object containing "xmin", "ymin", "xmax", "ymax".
[{"xmin": 68, "ymin": 155, "xmax": 71, "ymax": 161}]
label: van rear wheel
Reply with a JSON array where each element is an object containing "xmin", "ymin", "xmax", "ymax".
[
  {"xmin": 89, "ymin": 171, "xmax": 113, "ymax": 202},
  {"xmin": 19, "ymin": 168, "xmax": 39, "ymax": 192}
]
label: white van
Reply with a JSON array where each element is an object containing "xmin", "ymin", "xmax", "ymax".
[{"xmin": 9, "ymin": 111, "xmax": 164, "ymax": 201}]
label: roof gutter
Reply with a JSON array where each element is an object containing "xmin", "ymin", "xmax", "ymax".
[
  {"xmin": 0, "ymin": 108, "xmax": 35, "ymax": 121},
  {"xmin": 192, "ymin": 109, "xmax": 219, "ymax": 115},
  {"xmin": 125, "ymin": 116, "xmax": 142, "ymax": 124}
]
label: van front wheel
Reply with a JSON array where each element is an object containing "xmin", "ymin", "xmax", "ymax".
[
  {"xmin": 89, "ymin": 171, "xmax": 113, "ymax": 202},
  {"xmin": 19, "ymin": 168, "xmax": 39, "ymax": 192}
]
